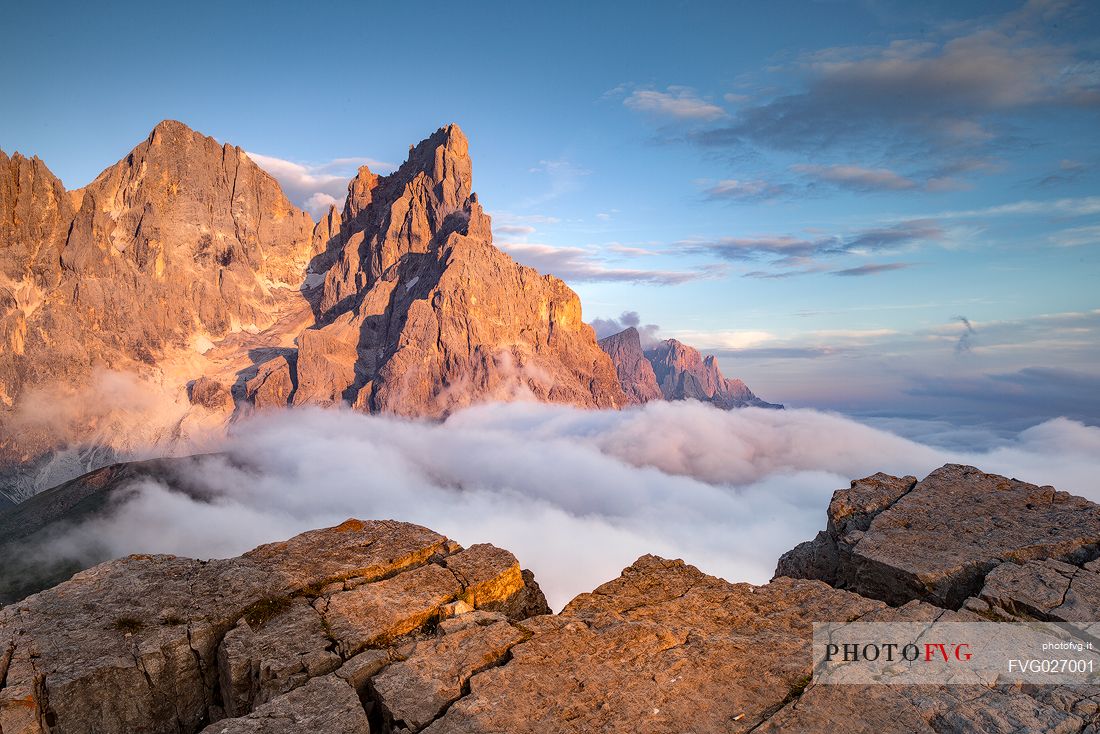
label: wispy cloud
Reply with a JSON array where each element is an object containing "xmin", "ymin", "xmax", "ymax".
[
  {"xmin": 623, "ymin": 86, "xmax": 727, "ymax": 121},
  {"xmin": 830, "ymin": 262, "xmax": 912, "ymax": 277},
  {"xmin": 248, "ymin": 152, "xmax": 394, "ymax": 217},
  {"xmin": 691, "ymin": 7, "xmax": 1099, "ymax": 162},
  {"xmin": 679, "ymin": 219, "xmax": 943, "ymax": 267},
  {"xmin": 621, "ymin": 3, "xmax": 1098, "ymax": 196},
  {"xmin": 702, "ymin": 178, "xmax": 788, "ymax": 201},
  {"xmin": 498, "ymin": 241, "xmax": 722, "ymax": 285},
  {"xmin": 843, "ymin": 220, "xmax": 942, "ymax": 252},
  {"xmin": 665, "ymin": 329, "xmax": 777, "ymax": 350},
  {"xmin": 793, "ymin": 163, "xmax": 918, "ymax": 192},
  {"xmin": 1037, "ymin": 159, "xmax": 1092, "ymax": 187},
  {"xmin": 493, "ymin": 224, "xmax": 537, "ymax": 238},
  {"xmin": 520, "ymin": 159, "xmax": 591, "ymax": 207},
  {"xmin": 935, "ymin": 196, "xmax": 1100, "ymax": 219},
  {"xmin": 1049, "ymin": 224, "xmax": 1100, "ymax": 247}
]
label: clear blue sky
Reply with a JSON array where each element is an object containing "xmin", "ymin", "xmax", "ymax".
[{"xmin": 2, "ymin": 0, "xmax": 1098, "ymax": 430}]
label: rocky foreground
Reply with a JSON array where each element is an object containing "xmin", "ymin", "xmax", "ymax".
[{"xmin": 3, "ymin": 463, "xmax": 1100, "ymax": 733}]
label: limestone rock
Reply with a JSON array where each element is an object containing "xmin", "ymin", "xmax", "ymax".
[
  {"xmin": 199, "ymin": 674, "xmax": 369, "ymax": 734},
  {"xmin": 775, "ymin": 472, "xmax": 917, "ymax": 584},
  {"xmin": 968, "ymin": 558, "xmax": 1100, "ymax": 622},
  {"xmin": 321, "ymin": 563, "xmax": 465, "ymax": 657},
  {"xmin": 217, "ymin": 597, "xmax": 342, "ymax": 716},
  {"xmin": 424, "ymin": 556, "xmax": 882, "ymax": 733},
  {"xmin": 444, "ymin": 543, "xmax": 550, "ymax": 619},
  {"xmin": 597, "ymin": 327, "xmax": 662, "ymax": 404},
  {"xmin": 643, "ymin": 338, "xmax": 781, "ymax": 409},
  {"xmin": 371, "ymin": 619, "xmax": 525, "ymax": 731},
  {"xmin": 244, "ymin": 356, "xmax": 296, "ymax": 410},
  {"xmin": 6, "ymin": 466, "xmax": 1100, "ymax": 732},
  {"xmin": 190, "ymin": 376, "xmax": 234, "ymax": 412},
  {"xmin": 0, "ymin": 120, "xmax": 315, "ymax": 498},
  {"xmin": 0, "ymin": 518, "xmax": 548, "ymax": 734},
  {"xmin": 756, "ymin": 673, "xmax": 1087, "ymax": 734},
  {"xmin": 776, "ymin": 464, "xmax": 1100, "ymax": 608},
  {"xmin": 292, "ymin": 124, "xmax": 627, "ymax": 416}
]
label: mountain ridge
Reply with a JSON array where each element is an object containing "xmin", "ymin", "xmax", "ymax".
[{"xmin": 0, "ymin": 120, "xmax": 776, "ymax": 500}]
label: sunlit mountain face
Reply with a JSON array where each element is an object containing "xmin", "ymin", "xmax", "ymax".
[{"xmin": 1, "ymin": 2, "xmax": 1099, "ymax": 732}]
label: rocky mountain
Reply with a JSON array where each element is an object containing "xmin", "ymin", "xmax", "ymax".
[
  {"xmin": 598, "ymin": 329, "xmax": 780, "ymax": 409},
  {"xmin": 0, "ymin": 121, "xmax": 316, "ymax": 406},
  {"xmin": 0, "ymin": 121, "xmax": 635, "ymax": 500},
  {"xmin": 596, "ymin": 327, "xmax": 662, "ymax": 403},
  {"xmin": 2, "ymin": 463, "xmax": 1098, "ymax": 732},
  {"xmin": 645, "ymin": 338, "xmax": 782, "ymax": 409},
  {"xmin": 0, "ymin": 122, "xmax": 317, "ymax": 499},
  {"xmin": 282, "ymin": 124, "xmax": 626, "ymax": 416}
]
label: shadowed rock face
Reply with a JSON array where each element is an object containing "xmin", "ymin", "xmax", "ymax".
[
  {"xmin": 642, "ymin": 337, "xmax": 781, "ymax": 409},
  {"xmin": 597, "ymin": 327, "xmax": 663, "ymax": 404},
  {"xmin": 289, "ymin": 124, "xmax": 627, "ymax": 416}
]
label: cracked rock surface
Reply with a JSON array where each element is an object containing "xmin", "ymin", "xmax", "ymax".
[
  {"xmin": 776, "ymin": 463, "xmax": 1100, "ymax": 607},
  {"xmin": 3, "ymin": 464, "xmax": 1100, "ymax": 733},
  {"xmin": 0, "ymin": 518, "xmax": 547, "ymax": 734}
]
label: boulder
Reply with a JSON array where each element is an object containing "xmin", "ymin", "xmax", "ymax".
[
  {"xmin": 775, "ymin": 464, "xmax": 1100, "ymax": 608},
  {"xmin": 190, "ymin": 377, "xmax": 234, "ymax": 412},
  {"xmin": 198, "ymin": 674, "xmax": 369, "ymax": 734},
  {"xmin": 0, "ymin": 519, "xmax": 547, "ymax": 734},
  {"xmin": 244, "ymin": 356, "xmax": 296, "ymax": 410}
]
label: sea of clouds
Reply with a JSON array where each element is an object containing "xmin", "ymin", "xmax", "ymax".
[{"xmin": 30, "ymin": 400, "xmax": 1100, "ymax": 610}]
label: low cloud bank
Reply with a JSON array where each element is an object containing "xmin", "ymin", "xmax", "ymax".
[{"xmin": 27, "ymin": 401, "xmax": 1100, "ymax": 610}]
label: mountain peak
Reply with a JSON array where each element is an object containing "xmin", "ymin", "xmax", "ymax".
[
  {"xmin": 598, "ymin": 328, "xmax": 662, "ymax": 404},
  {"xmin": 146, "ymin": 118, "xmax": 205, "ymax": 146},
  {"xmin": 633, "ymin": 337, "xmax": 781, "ymax": 410},
  {"xmin": 294, "ymin": 124, "xmax": 626, "ymax": 415}
]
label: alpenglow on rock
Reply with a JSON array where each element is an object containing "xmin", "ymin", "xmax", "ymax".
[
  {"xmin": 598, "ymin": 329, "xmax": 780, "ymax": 409},
  {"xmin": 645, "ymin": 338, "xmax": 781, "ymax": 409},
  {"xmin": 0, "ymin": 121, "xmax": 314, "ymax": 408},
  {"xmin": 284, "ymin": 124, "xmax": 627, "ymax": 416},
  {"xmin": 0, "ymin": 519, "xmax": 549, "ymax": 734},
  {"xmin": 596, "ymin": 327, "xmax": 663, "ymax": 404},
  {"xmin": 0, "ymin": 121, "xmax": 636, "ymax": 499},
  {"xmin": 0, "ymin": 121, "xmax": 316, "ymax": 498}
]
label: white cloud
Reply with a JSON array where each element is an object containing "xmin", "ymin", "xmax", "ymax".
[
  {"xmin": 498, "ymin": 241, "xmax": 719, "ymax": 285},
  {"xmin": 303, "ymin": 192, "xmax": 340, "ymax": 216},
  {"xmin": 623, "ymin": 86, "xmax": 727, "ymax": 121},
  {"xmin": 1049, "ymin": 224, "xmax": 1100, "ymax": 247},
  {"xmin": 25, "ymin": 402, "xmax": 1100, "ymax": 611},
  {"xmin": 247, "ymin": 152, "xmax": 394, "ymax": 218},
  {"xmin": 667, "ymin": 329, "xmax": 777, "ymax": 350},
  {"xmin": 935, "ymin": 196, "xmax": 1100, "ymax": 219},
  {"xmin": 492, "ymin": 224, "xmax": 537, "ymax": 238}
]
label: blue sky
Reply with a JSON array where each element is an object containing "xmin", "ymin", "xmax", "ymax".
[{"xmin": 2, "ymin": 0, "xmax": 1098, "ymax": 430}]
